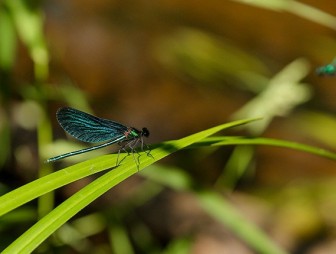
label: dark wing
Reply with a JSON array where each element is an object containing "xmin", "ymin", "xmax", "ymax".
[{"xmin": 56, "ymin": 107, "xmax": 128, "ymax": 143}]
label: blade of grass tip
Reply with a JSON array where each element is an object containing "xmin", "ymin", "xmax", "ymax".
[
  {"xmin": 2, "ymin": 118, "xmax": 259, "ymax": 253},
  {"xmin": 172, "ymin": 118, "xmax": 261, "ymax": 149},
  {"xmin": 116, "ymin": 118, "xmax": 261, "ymax": 170}
]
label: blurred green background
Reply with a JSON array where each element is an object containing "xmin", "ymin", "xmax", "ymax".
[{"xmin": 1, "ymin": 0, "xmax": 336, "ymax": 253}]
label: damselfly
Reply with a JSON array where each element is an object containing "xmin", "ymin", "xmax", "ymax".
[{"xmin": 47, "ymin": 107, "xmax": 151, "ymax": 165}]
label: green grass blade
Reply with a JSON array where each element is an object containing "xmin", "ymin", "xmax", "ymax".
[
  {"xmin": 1, "ymin": 118, "xmax": 259, "ymax": 253},
  {"xmin": 192, "ymin": 136, "xmax": 336, "ymax": 160},
  {"xmin": 0, "ymin": 155, "xmax": 119, "ymax": 217},
  {"xmin": 0, "ymin": 118, "xmax": 257, "ymax": 218}
]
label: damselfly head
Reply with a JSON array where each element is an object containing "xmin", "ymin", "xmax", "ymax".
[{"xmin": 142, "ymin": 127, "xmax": 150, "ymax": 137}]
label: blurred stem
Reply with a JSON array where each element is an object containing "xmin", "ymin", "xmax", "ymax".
[
  {"xmin": 5, "ymin": 0, "xmax": 54, "ymax": 217},
  {"xmin": 197, "ymin": 191, "xmax": 287, "ymax": 254},
  {"xmin": 5, "ymin": 0, "xmax": 49, "ymax": 82},
  {"xmin": 215, "ymin": 145, "xmax": 255, "ymax": 190},
  {"xmin": 37, "ymin": 110, "xmax": 54, "ymax": 218}
]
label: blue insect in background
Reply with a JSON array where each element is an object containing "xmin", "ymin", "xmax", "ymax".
[{"xmin": 316, "ymin": 58, "xmax": 336, "ymax": 76}]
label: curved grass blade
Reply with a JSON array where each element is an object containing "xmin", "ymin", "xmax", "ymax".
[
  {"xmin": 1, "ymin": 118, "xmax": 259, "ymax": 254},
  {"xmin": 190, "ymin": 136, "xmax": 336, "ymax": 160}
]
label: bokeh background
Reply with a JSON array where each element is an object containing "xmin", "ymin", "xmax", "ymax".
[{"xmin": 1, "ymin": 0, "xmax": 336, "ymax": 253}]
